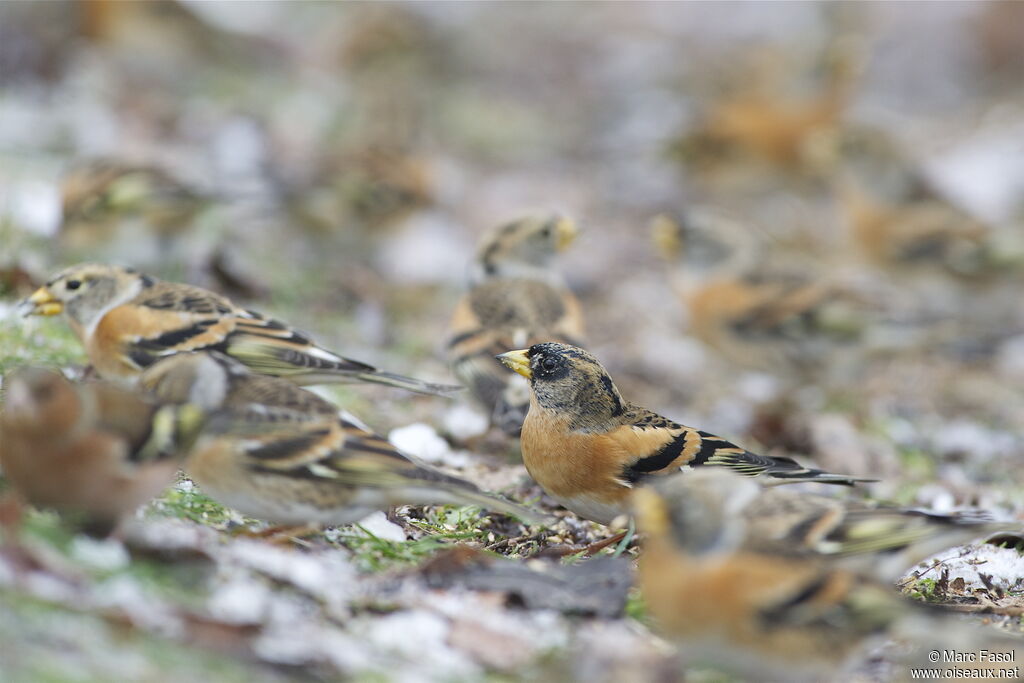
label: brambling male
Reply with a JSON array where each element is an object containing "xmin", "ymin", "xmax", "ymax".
[
  {"xmin": 496, "ymin": 343, "xmax": 867, "ymax": 526},
  {"xmin": 634, "ymin": 470, "xmax": 1022, "ymax": 681},
  {"xmin": 139, "ymin": 352, "xmax": 542, "ymax": 525},
  {"xmin": 448, "ymin": 215, "xmax": 584, "ymax": 435},
  {"xmin": 20, "ymin": 263, "xmax": 460, "ymax": 396},
  {"xmin": 0, "ymin": 367, "xmax": 197, "ymax": 535}
]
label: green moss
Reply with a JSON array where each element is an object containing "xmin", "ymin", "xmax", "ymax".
[
  {"xmin": 15, "ymin": 508, "xmax": 80, "ymax": 551},
  {"xmin": 624, "ymin": 587, "xmax": 647, "ymax": 622},
  {"xmin": 332, "ymin": 505, "xmax": 499, "ymax": 573},
  {"xmin": 902, "ymin": 577, "xmax": 947, "ymax": 603},
  {"xmin": 147, "ymin": 481, "xmax": 247, "ymax": 528},
  {"xmin": 896, "ymin": 447, "xmax": 937, "ymax": 478}
]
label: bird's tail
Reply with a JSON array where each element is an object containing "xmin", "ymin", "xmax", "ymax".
[
  {"xmin": 227, "ymin": 338, "xmax": 463, "ymax": 397},
  {"xmin": 707, "ymin": 451, "xmax": 875, "ymax": 487},
  {"xmin": 352, "ymin": 370, "xmax": 464, "ymax": 398}
]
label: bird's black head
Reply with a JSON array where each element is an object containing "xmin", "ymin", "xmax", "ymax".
[{"xmin": 496, "ymin": 342, "xmax": 624, "ymax": 431}]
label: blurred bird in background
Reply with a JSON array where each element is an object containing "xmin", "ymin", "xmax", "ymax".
[
  {"xmin": 669, "ymin": 22, "xmax": 865, "ymax": 186},
  {"xmin": 59, "ymin": 159, "xmax": 211, "ymax": 263},
  {"xmin": 449, "ymin": 216, "xmax": 584, "ymax": 436},
  {"xmin": 57, "ymin": 159, "xmax": 269, "ymax": 299},
  {"xmin": 651, "ymin": 209, "xmax": 868, "ymax": 381},
  {"xmin": 835, "ymin": 128, "xmax": 1024, "ymax": 284}
]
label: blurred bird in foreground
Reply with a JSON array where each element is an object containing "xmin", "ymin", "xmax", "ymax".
[
  {"xmin": 634, "ymin": 470, "xmax": 1021, "ymax": 681},
  {"xmin": 139, "ymin": 352, "xmax": 542, "ymax": 525},
  {"xmin": 496, "ymin": 343, "xmax": 867, "ymax": 526},
  {"xmin": 20, "ymin": 263, "xmax": 460, "ymax": 396},
  {"xmin": 0, "ymin": 367, "xmax": 196, "ymax": 536},
  {"xmin": 651, "ymin": 210, "xmax": 867, "ymax": 378},
  {"xmin": 644, "ymin": 469, "xmax": 1012, "ymax": 584},
  {"xmin": 449, "ymin": 215, "xmax": 584, "ymax": 435}
]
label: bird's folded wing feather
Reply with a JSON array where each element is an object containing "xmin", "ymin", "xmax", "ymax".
[
  {"xmin": 607, "ymin": 416, "xmax": 757, "ymax": 484},
  {"xmin": 113, "ymin": 283, "xmax": 372, "ymax": 374},
  {"xmin": 609, "ymin": 411, "xmax": 867, "ymax": 486},
  {"xmin": 209, "ymin": 409, "xmax": 457, "ymax": 488}
]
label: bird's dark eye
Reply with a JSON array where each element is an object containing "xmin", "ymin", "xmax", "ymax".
[
  {"xmin": 540, "ymin": 226, "xmax": 551, "ymax": 238},
  {"xmin": 540, "ymin": 356, "xmax": 559, "ymax": 373},
  {"xmin": 66, "ymin": 280, "xmax": 81, "ymax": 290}
]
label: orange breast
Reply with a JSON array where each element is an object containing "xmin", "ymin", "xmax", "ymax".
[{"xmin": 520, "ymin": 408, "xmax": 630, "ymax": 506}]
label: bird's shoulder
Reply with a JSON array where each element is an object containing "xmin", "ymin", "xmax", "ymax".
[{"xmin": 132, "ymin": 281, "xmax": 238, "ymax": 317}]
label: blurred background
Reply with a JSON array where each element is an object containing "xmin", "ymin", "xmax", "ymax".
[
  {"xmin": 2, "ymin": 1, "xmax": 1024, "ymax": 679},
  {"xmin": 5, "ymin": 0, "xmax": 1024, "ymax": 506}
]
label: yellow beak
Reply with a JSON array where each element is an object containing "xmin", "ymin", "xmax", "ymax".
[
  {"xmin": 21, "ymin": 287, "xmax": 64, "ymax": 317},
  {"xmin": 554, "ymin": 217, "xmax": 578, "ymax": 251},
  {"xmin": 496, "ymin": 349, "xmax": 532, "ymax": 378},
  {"xmin": 650, "ymin": 213, "xmax": 681, "ymax": 259}
]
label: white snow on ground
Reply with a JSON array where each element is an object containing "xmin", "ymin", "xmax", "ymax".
[
  {"xmin": 388, "ymin": 423, "xmax": 451, "ymax": 463},
  {"xmin": 925, "ymin": 122, "xmax": 1024, "ymax": 224},
  {"xmin": 906, "ymin": 543, "xmax": 1024, "ymax": 592},
  {"xmin": 352, "ymin": 511, "xmax": 407, "ymax": 542},
  {"xmin": 443, "ymin": 403, "xmax": 490, "ymax": 441},
  {"xmin": 207, "ymin": 576, "xmax": 273, "ymax": 624},
  {"xmin": 388, "ymin": 422, "xmax": 471, "ymax": 468}
]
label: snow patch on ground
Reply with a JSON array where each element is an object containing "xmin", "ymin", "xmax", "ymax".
[
  {"xmin": 352, "ymin": 511, "xmax": 407, "ymax": 542},
  {"xmin": 388, "ymin": 423, "xmax": 472, "ymax": 470},
  {"xmin": 208, "ymin": 576, "xmax": 272, "ymax": 624},
  {"xmin": 908, "ymin": 543, "xmax": 1024, "ymax": 591},
  {"xmin": 443, "ymin": 403, "xmax": 490, "ymax": 441}
]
